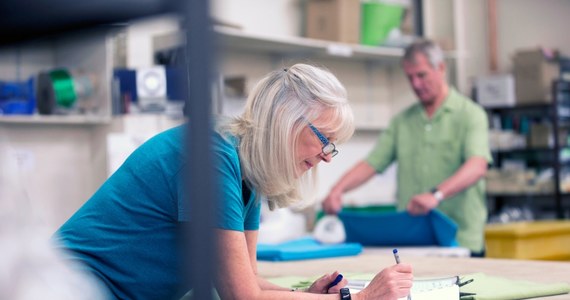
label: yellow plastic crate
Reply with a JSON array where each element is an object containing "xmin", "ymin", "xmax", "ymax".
[{"xmin": 485, "ymin": 221, "xmax": 570, "ymax": 260}]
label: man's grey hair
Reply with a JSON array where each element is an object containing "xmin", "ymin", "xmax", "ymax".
[{"xmin": 403, "ymin": 39, "xmax": 445, "ymax": 68}]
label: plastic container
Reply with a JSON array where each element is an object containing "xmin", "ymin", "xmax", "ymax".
[
  {"xmin": 0, "ymin": 78, "xmax": 35, "ymax": 115},
  {"xmin": 361, "ymin": 1, "xmax": 404, "ymax": 46},
  {"xmin": 485, "ymin": 221, "xmax": 570, "ymax": 260}
]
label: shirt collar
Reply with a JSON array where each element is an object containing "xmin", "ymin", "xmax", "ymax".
[
  {"xmin": 439, "ymin": 87, "xmax": 460, "ymax": 113},
  {"xmin": 424, "ymin": 87, "xmax": 459, "ymax": 121}
]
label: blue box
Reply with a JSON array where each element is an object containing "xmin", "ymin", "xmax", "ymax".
[{"xmin": 0, "ymin": 78, "xmax": 35, "ymax": 115}]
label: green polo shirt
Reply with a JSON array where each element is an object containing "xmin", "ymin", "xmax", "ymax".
[{"xmin": 366, "ymin": 88, "xmax": 492, "ymax": 252}]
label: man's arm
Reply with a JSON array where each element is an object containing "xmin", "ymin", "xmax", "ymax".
[
  {"xmin": 407, "ymin": 156, "xmax": 488, "ymax": 215},
  {"xmin": 322, "ymin": 161, "xmax": 377, "ymax": 214}
]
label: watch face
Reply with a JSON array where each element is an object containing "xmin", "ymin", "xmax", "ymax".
[{"xmin": 340, "ymin": 287, "xmax": 351, "ymax": 299}]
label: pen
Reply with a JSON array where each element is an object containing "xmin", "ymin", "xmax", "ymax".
[
  {"xmin": 393, "ymin": 249, "xmax": 412, "ymax": 300},
  {"xmin": 326, "ymin": 274, "xmax": 343, "ymax": 291},
  {"xmin": 393, "ymin": 248, "xmax": 402, "ymax": 264}
]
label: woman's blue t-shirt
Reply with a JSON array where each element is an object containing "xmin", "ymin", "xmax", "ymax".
[{"xmin": 55, "ymin": 125, "xmax": 261, "ymax": 300}]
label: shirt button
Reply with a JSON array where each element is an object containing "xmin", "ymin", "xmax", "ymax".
[{"xmin": 425, "ymin": 124, "xmax": 432, "ymax": 131}]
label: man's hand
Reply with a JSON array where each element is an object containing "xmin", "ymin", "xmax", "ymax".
[
  {"xmin": 322, "ymin": 188, "xmax": 343, "ymax": 214},
  {"xmin": 407, "ymin": 192, "xmax": 439, "ymax": 215}
]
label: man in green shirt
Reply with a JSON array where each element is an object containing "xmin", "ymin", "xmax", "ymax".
[{"xmin": 323, "ymin": 39, "xmax": 492, "ymax": 256}]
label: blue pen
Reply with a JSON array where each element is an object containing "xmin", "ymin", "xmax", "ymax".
[
  {"xmin": 393, "ymin": 248, "xmax": 401, "ymax": 264},
  {"xmin": 393, "ymin": 249, "xmax": 411, "ymax": 300},
  {"xmin": 326, "ymin": 274, "xmax": 343, "ymax": 291}
]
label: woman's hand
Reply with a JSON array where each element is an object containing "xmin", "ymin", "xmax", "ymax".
[
  {"xmin": 306, "ymin": 271, "xmax": 348, "ymax": 294},
  {"xmin": 357, "ymin": 263, "xmax": 413, "ymax": 300}
]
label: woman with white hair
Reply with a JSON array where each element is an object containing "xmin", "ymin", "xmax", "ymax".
[{"xmin": 55, "ymin": 63, "xmax": 413, "ymax": 299}]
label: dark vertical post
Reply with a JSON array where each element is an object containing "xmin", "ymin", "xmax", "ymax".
[
  {"xmin": 552, "ymin": 80, "xmax": 564, "ymax": 219},
  {"xmin": 413, "ymin": 0, "xmax": 424, "ymax": 37},
  {"xmin": 183, "ymin": 0, "xmax": 217, "ymax": 298}
]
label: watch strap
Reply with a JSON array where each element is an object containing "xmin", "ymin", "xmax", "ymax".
[
  {"xmin": 431, "ymin": 187, "xmax": 444, "ymax": 202},
  {"xmin": 340, "ymin": 287, "xmax": 351, "ymax": 300}
]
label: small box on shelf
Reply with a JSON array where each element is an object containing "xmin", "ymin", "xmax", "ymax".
[
  {"xmin": 305, "ymin": 0, "xmax": 360, "ymax": 44},
  {"xmin": 512, "ymin": 48, "xmax": 559, "ymax": 105},
  {"xmin": 475, "ymin": 74, "xmax": 515, "ymax": 108}
]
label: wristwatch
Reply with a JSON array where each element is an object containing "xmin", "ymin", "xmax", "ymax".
[
  {"xmin": 340, "ymin": 287, "xmax": 351, "ymax": 300},
  {"xmin": 431, "ymin": 187, "xmax": 445, "ymax": 202}
]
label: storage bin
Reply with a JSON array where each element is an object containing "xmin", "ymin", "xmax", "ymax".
[
  {"xmin": 361, "ymin": 1, "xmax": 404, "ymax": 46},
  {"xmin": 0, "ymin": 78, "xmax": 35, "ymax": 115},
  {"xmin": 485, "ymin": 221, "xmax": 570, "ymax": 260}
]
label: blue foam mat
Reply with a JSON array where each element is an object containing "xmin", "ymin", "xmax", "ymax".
[{"xmin": 257, "ymin": 237, "xmax": 362, "ymax": 261}]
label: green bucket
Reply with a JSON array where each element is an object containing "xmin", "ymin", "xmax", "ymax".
[{"xmin": 361, "ymin": 1, "xmax": 405, "ymax": 46}]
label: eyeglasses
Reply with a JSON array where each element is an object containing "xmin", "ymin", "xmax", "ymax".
[{"xmin": 307, "ymin": 122, "xmax": 339, "ymax": 157}]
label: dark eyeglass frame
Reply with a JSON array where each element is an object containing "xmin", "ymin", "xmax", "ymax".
[{"xmin": 307, "ymin": 122, "xmax": 339, "ymax": 157}]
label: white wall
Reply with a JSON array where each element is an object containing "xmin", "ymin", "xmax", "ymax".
[
  {"xmin": 497, "ymin": 0, "xmax": 570, "ymax": 71},
  {"xmin": 0, "ymin": 42, "xmax": 53, "ymax": 81},
  {"xmin": 211, "ymin": 0, "xmax": 304, "ymax": 37},
  {"xmin": 0, "ymin": 124, "xmax": 108, "ymax": 232},
  {"xmin": 126, "ymin": 15, "xmax": 181, "ymax": 69}
]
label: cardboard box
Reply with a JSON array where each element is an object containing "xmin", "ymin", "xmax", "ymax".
[
  {"xmin": 527, "ymin": 123, "xmax": 567, "ymax": 149},
  {"xmin": 528, "ymin": 123, "xmax": 552, "ymax": 148},
  {"xmin": 513, "ymin": 49, "xmax": 559, "ymax": 104},
  {"xmin": 306, "ymin": 0, "xmax": 360, "ymax": 44},
  {"xmin": 476, "ymin": 74, "xmax": 515, "ymax": 108}
]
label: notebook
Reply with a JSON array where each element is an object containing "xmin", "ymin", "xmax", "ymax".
[{"xmin": 346, "ymin": 275, "xmax": 460, "ymax": 300}]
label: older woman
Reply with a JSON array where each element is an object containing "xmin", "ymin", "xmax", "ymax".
[{"xmin": 55, "ymin": 64, "xmax": 413, "ymax": 300}]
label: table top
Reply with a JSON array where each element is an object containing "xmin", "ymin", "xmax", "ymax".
[{"xmin": 258, "ymin": 252, "xmax": 570, "ymax": 299}]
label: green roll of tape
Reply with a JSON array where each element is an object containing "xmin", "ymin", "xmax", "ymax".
[{"xmin": 49, "ymin": 69, "xmax": 77, "ymax": 108}]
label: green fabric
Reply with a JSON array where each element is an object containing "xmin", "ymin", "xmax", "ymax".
[
  {"xmin": 365, "ymin": 88, "xmax": 492, "ymax": 252},
  {"xmin": 268, "ymin": 273, "xmax": 570, "ymax": 300},
  {"xmin": 460, "ymin": 273, "xmax": 570, "ymax": 300},
  {"xmin": 315, "ymin": 205, "xmax": 397, "ymax": 222}
]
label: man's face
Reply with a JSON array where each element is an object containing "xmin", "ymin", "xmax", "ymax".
[{"xmin": 402, "ymin": 53, "xmax": 446, "ymax": 106}]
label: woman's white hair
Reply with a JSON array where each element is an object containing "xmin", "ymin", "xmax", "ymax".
[{"xmin": 224, "ymin": 63, "xmax": 354, "ymax": 210}]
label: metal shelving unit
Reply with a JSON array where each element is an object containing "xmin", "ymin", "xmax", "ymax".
[{"xmin": 486, "ymin": 80, "xmax": 570, "ymax": 219}]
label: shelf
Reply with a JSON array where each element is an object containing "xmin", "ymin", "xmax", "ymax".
[
  {"xmin": 486, "ymin": 103, "xmax": 552, "ymax": 112},
  {"xmin": 487, "ymin": 193, "xmax": 570, "ymax": 199},
  {"xmin": 154, "ymin": 27, "xmax": 457, "ymax": 64},
  {"xmin": 0, "ymin": 115, "xmax": 111, "ymax": 125},
  {"xmin": 487, "ymin": 193, "xmax": 546, "ymax": 198},
  {"xmin": 492, "ymin": 147, "xmax": 556, "ymax": 155}
]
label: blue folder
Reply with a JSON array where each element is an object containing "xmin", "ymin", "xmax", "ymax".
[
  {"xmin": 339, "ymin": 210, "xmax": 458, "ymax": 247},
  {"xmin": 257, "ymin": 237, "xmax": 363, "ymax": 261}
]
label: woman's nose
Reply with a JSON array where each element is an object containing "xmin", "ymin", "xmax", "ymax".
[{"xmin": 319, "ymin": 152, "xmax": 333, "ymax": 163}]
